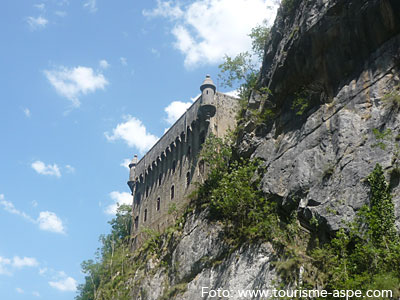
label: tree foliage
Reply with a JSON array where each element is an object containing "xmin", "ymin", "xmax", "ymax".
[
  {"xmin": 196, "ymin": 134, "xmax": 281, "ymax": 244},
  {"xmin": 76, "ymin": 205, "xmax": 133, "ymax": 300},
  {"xmin": 306, "ymin": 164, "xmax": 400, "ymax": 299},
  {"xmin": 218, "ymin": 21, "xmax": 270, "ymax": 101}
]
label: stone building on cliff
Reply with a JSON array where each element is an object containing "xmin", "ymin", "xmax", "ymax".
[{"xmin": 127, "ymin": 75, "xmax": 239, "ymax": 247}]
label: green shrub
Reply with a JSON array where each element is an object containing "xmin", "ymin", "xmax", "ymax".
[
  {"xmin": 307, "ymin": 164, "xmax": 400, "ymax": 299},
  {"xmin": 291, "ymin": 93, "xmax": 310, "ymax": 115},
  {"xmin": 382, "ymin": 84, "xmax": 400, "ymax": 109}
]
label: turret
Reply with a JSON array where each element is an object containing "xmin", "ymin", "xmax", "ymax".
[
  {"xmin": 199, "ymin": 75, "xmax": 216, "ymax": 120},
  {"xmin": 127, "ymin": 155, "xmax": 138, "ymax": 194}
]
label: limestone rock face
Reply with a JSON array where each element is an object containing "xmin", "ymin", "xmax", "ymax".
[
  {"xmin": 238, "ymin": 0, "xmax": 400, "ymax": 234},
  {"xmin": 130, "ymin": 210, "xmax": 277, "ymax": 300}
]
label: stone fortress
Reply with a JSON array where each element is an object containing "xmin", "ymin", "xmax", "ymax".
[{"xmin": 127, "ymin": 75, "xmax": 240, "ymax": 247}]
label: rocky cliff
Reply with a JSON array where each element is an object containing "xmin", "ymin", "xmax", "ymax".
[
  {"xmin": 239, "ymin": 0, "xmax": 400, "ymax": 235},
  {"xmin": 128, "ymin": 210, "xmax": 278, "ymax": 300},
  {"xmin": 84, "ymin": 1, "xmax": 400, "ymax": 299}
]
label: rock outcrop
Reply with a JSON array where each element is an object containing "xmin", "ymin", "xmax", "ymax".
[
  {"xmin": 130, "ymin": 210, "xmax": 278, "ymax": 300},
  {"xmin": 239, "ymin": 0, "xmax": 400, "ymax": 234}
]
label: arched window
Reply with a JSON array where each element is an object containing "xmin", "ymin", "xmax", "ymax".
[
  {"xmin": 172, "ymin": 160, "xmax": 176, "ymax": 173},
  {"xmin": 134, "ymin": 216, "xmax": 139, "ymax": 229},
  {"xmin": 171, "ymin": 185, "xmax": 175, "ymax": 200},
  {"xmin": 135, "ymin": 193, "xmax": 141, "ymax": 205},
  {"xmin": 200, "ymin": 131, "xmax": 206, "ymax": 144},
  {"xmin": 158, "ymin": 173, "xmax": 162, "ymax": 186},
  {"xmin": 144, "ymin": 209, "xmax": 147, "ymax": 222},
  {"xmin": 186, "ymin": 172, "xmax": 190, "ymax": 187},
  {"xmin": 146, "ymin": 186, "xmax": 149, "ymax": 197},
  {"xmin": 157, "ymin": 197, "xmax": 161, "ymax": 211}
]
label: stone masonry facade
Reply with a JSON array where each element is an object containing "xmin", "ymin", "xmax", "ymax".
[{"xmin": 127, "ymin": 75, "xmax": 239, "ymax": 248}]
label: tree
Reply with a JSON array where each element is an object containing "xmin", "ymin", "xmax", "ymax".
[
  {"xmin": 218, "ymin": 20, "xmax": 270, "ymax": 100},
  {"xmin": 366, "ymin": 164, "xmax": 397, "ymax": 245},
  {"xmin": 75, "ymin": 205, "xmax": 132, "ymax": 300}
]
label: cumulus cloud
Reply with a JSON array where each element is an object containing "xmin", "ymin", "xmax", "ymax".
[
  {"xmin": 105, "ymin": 115, "xmax": 158, "ymax": 154},
  {"xmin": 120, "ymin": 158, "xmax": 131, "ymax": 170},
  {"xmin": 143, "ymin": 0, "xmax": 183, "ymax": 19},
  {"xmin": 26, "ymin": 16, "xmax": 48, "ymax": 30},
  {"xmin": 143, "ymin": 0, "xmax": 279, "ymax": 68},
  {"xmin": 164, "ymin": 100, "xmax": 193, "ymax": 125},
  {"xmin": 105, "ymin": 191, "xmax": 132, "ymax": 215},
  {"xmin": 37, "ymin": 211, "xmax": 65, "ymax": 234},
  {"xmin": 13, "ymin": 256, "xmax": 39, "ymax": 268},
  {"xmin": 83, "ymin": 0, "xmax": 97, "ymax": 13},
  {"xmin": 224, "ymin": 89, "xmax": 240, "ymax": 98},
  {"xmin": 99, "ymin": 59, "xmax": 110, "ymax": 69},
  {"xmin": 0, "ymin": 195, "xmax": 65, "ymax": 234},
  {"xmin": 31, "ymin": 161, "xmax": 61, "ymax": 177},
  {"xmin": 43, "ymin": 65, "xmax": 108, "ymax": 107},
  {"xmin": 49, "ymin": 276, "xmax": 77, "ymax": 292},
  {"xmin": 0, "ymin": 256, "xmax": 11, "ymax": 275},
  {"xmin": 0, "ymin": 255, "xmax": 39, "ymax": 276}
]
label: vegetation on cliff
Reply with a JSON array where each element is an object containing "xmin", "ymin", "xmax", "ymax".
[{"xmin": 75, "ymin": 3, "xmax": 400, "ymax": 298}]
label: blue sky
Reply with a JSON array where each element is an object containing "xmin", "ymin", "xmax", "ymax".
[{"xmin": 0, "ymin": 0, "xmax": 278, "ymax": 299}]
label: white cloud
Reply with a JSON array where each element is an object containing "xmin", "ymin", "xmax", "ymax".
[
  {"xmin": 16, "ymin": 287, "xmax": 24, "ymax": 294},
  {"xmin": 0, "ymin": 196, "xmax": 36, "ymax": 223},
  {"xmin": 105, "ymin": 115, "xmax": 158, "ymax": 154},
  {"xmin": 31, "ymin": 161, "xmax": 61, "ymax": 178},
  {"xmin": 49, "ymin": 276, "xmax": 77, "ymax": 292},
  {"xmin": 37, "ymin": 211, "xmax": 65, "ymax": 234},
  {"xmin": 65, "ymin": 165, "xmax": 75, "ymax": 173},
  {"xmin": 55, "ymin": 11, "xmax": 67, "ymax": 17},
  {"xmin": 23, "ymin": 108, "xmax": 31, "ymax": 117},
  {"xmin": 39, "ymin": 267, "xmax": 48, "ymax": 275},
  {"xmin": 32, "ymin": 291, "xmax": 41, "ymax": 297},
  {"xmin": 0, "ymin": 256, "xmax": 11, "ymax": 275},
  {"xmin": 164, "ymin": 100, "xmax": 192, "ymax": 125},
  {"xmin": 13, "ymin": 256, "xmax": 39, "ymax": 268},
  {"xmin": 0, "ymin": 255, "xmax": 39, "ymax": 276},
  {"xmin": 224, "ymin": 89, "xmax": 240, "ymax": 98},
  {"xmin": 99, "ymin": 59, "xmax": 110, "ymax": 69},
  {"xmin": 44, "ymin": 65, "xmax": 108, "ymax": 107},
  {"xmin": 26, "ymin": 16, "xmax": 48, "ymax": 30},
  {"xmin": 143, "ymin": 0, "xmax": 183, "ymax": 19},
  {"xmin": 105, "ymin": 191, "xmax": 132, "ymax": 215},
  {"xmin": 150, "ymin": 48, "xmax": 161, "ymax": 58},
  {"xmin": 34, "ymin": 3, "xmax": 45, "ymax": 11},
  {"xmin": 143, "ymin": 0, "xmax": 279, "ymax": 68},
  {"xmin": 83, "ymin": 0, "xmax": 97, "ymax": 13},
  {"xmin": 0, "ymin": 195, "xmax": 65, "ymax": 234},
  {"xmin": 120, "ymin": 57, "xmax": 128, "ymax": 66},
  {"xmin": 120, "ymin": 158, "xmax": 131, "ymax": 170}
]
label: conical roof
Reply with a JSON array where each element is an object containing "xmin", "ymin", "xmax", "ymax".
[{"xmin": 200, "ymin": 74, "xmax": 216, "ymax": 92}]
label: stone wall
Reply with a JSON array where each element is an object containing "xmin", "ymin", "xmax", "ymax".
[{"xmin": 129, "ymin": 88, "xmax": 239, "ymax": 247}]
